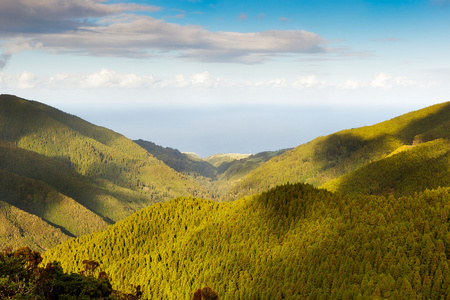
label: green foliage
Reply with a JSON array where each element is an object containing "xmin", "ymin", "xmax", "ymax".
[
  {"xmin": 0, "ymin": 199, "xmax": 71, "ymax": 252},
  {"xmin": 0, "ymin": 247, "xmax": 115, "ymax": 299},
  {"xmin": 0, "ymin": 247, "xmax": 148, "ymax": 299},
  {"xmin": 323, "ymin": 138, "xmax": 450, "ymax": 196},
  {"xmin": 44, "ymin": 183, "xmax": 450, "ymax": 299},
  {"xmin": 3, "ymin": 95, "xmax": 450, "ymax": 299},
  {"xmin": 227, "ymin": 101, "xmax": 450, "ymax": 200}
]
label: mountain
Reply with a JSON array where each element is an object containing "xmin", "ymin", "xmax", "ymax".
[
  {"xmin": 203, "ymin": 153, "xmax": 251, "ymax": 167},
  {"xmin": 225, "ymin": 101, "xmax": 450, "ymax": 200},
  {"xmin": 134, "ymin": 139, "xmax": 217, "ymax": 179},
  {"xmin": 135, "ymin": 138, "xmax": 290, "ymax": 197},
  {"xmin": 0, "ymin": 94, "xmax": 208, "ymax": 200},
  {"xmin": 44, "ymin": 183, "xmax": 450, "ymax": 299},
  {"xmin": 0, "ymin": 94, "xmax": 209, "ymax": 250},
  {"xmin": 322, "ymin": 138, "xmax": 450, "ymax": 196}
]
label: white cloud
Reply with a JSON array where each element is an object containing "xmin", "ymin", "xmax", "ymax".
[
  {"xmin": 0, "ymin": 53, "xmax": 11, "ymax": 70},
  {"xmin": 267, "ymin": 78, "xmax": 288, "ymax": 88},
  {"xmin": 370, "ymin": 72, "xmax": 417, "ymax": 90},
  {"xmin": 332, "ymin": 72, "xmax": 436, "ymax": 91},
  {"xmin": 44, "ymin": 69, "xmax": 158, "ymax": 89},
  {"xmin": 191, "ymin": 71, "xmax": 210, "ymax": 85},
  {"xmin": 338, "ymin": 79, "xmax": 367, "ymax": 90},
  {"xmin": 0, "ymin": 39, "xmax": 43, "ymax": 70},
  {"xmin": 2, "ymin": 69, "xmax": 437, "ymax": 95},
  {"xmin": 50, "ymin": 20, "xmax": 327, "ymax": 63},
  {"xmin": 17, "ymin": 71, "xmax": 37, "ymax": 89},
  {"xmin": 293, "ymin": 75, "xmax": 325, "ymax": 89}
]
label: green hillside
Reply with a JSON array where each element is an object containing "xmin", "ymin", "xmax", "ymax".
[
  {"xmin": 134, "ymin": 139, "xmax": 217, "ymax": 179},
  {"xmin": 0, "ymin": 169, "xmax": 109, "ymax": 237},
  {"xmin": 226, "ymin": 101, "xmax": 450, "ymax": 200},
  {"xmin": 216, "ymin": 149, "xmax": 290, "ymax": 182},
  {"xmin": 44, "ymin": 183, "xmax": 450, "ymax": 299},
  {"xmin": 0, "ymin": 94, "xmax": 210, "ymax": 251},
  {"xmin": 323, "ymin": 138, "xmax": 450, "ymax": 196},
  {"xmin": 0, "ymin": 95, "xmax": 207, "ymax": 200},
  {"xmin": 0, "ymin": 200, "xmax": 71, "ymax": 252},
  {"xmin": 0, "ymin": 140, "xmax": 147, "ymax": 223}
]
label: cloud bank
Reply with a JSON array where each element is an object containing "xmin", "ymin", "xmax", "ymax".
[
  {"xmin": 0, "ymin": 0, "xmax": 160, "ymax": 34},
  {"xmin": 0, "ymin": 0, "xmax": 330, "ymax": 67},
  {"xmin": 0, "ymin": 69, "xmax": 435, "ymax": 92}
]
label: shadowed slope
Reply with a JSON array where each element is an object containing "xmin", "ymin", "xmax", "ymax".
[
  {"xmin": 0, "ymin": 94, "xmax": 208, "ymax": 201},
  {"xmin": 0, "ymin": 94, "xmax": 210, "ymax": 250},
  {"xmin": 0, "ymin": 200, "xmax": 71, "ymax": 252},
  {"xmin": 322, "ymin": 138, "xmax": 450, "ymax": 196}
]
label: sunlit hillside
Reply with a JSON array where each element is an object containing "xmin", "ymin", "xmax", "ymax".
[
  {"xmin": 323, "ymin": 138, "xmax": 450, "ymax": 196},
  {"xmin": 44, "ymin": 183, "xmax": 450, "ymax": 299},
  {"xmin": 226, "ymin": 101, "xmax": 450, "ymax": 200}
]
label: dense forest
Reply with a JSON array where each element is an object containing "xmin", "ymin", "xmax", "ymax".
[
  {"xmin": 1, "ymin": 95, "xmax": 450, "ymax": 299},
  {"xmin": 44, "ymin": 183, "xmax": 450, "ymax": 299},
  {"xmin": 323, "ymin": 138, "xmax": 450, "ymax": 196}
]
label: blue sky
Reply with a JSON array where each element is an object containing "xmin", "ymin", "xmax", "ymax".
[{"xmin": 0, "ymin": 0, "xmax": 449, "ymax": 156}]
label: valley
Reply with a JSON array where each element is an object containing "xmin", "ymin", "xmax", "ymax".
[{"xmin": 1, "ymin": 94, "xmax": 450, "ymax": 299}]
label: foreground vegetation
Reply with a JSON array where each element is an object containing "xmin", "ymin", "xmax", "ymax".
[
  {"xmin": 1, "ymin": 246, "xmax": 220, "ymax": 299},
  {"xmin": 44, "ymin": 183, "xmax": 450, "ymax": 299},
  {"xmin": 0, "ymin": 246, "xmax": 146, "ymax": 299}
]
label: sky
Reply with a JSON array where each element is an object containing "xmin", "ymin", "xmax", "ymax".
[{"xmin": 0, "ymin": 0, "xmax": 449, "ymax": 156}]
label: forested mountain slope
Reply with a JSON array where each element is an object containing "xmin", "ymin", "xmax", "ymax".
[
  {"xmin": 0, "ymin": 94, "xmax": 209, "ymax": 250},
  {"xmin": 0, "ymin": 95, "xmax": 207, "ymax": 200},
  {"xmin": 226, "ymin": 101, "xmax": 450, "ymax": 200},
  {"xmin": 323, "ymin": 138, "xmax": 450, "ymax": 196},
  {"xmin": 44, "ymin": 183, "xmax": 450, "ymax": 299},
  {"xmin": 134, "ymin": 139, "xmax": 217, "ymax": 179},
  {"xmin": 0, "ymin": 200, "xmax": 71, "ymax": 252},
  {"xmin": 135, "ymin": 138, "xmax": 289, "ymax": 197}
]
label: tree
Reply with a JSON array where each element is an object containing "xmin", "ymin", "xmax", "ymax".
[{"xmin": 193, "ymin": 286, "xmax": 219, "ymax": 300}]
